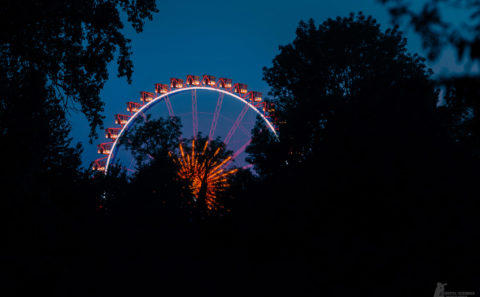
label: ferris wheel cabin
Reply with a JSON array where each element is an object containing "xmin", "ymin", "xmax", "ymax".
[
  {"xmin": 114, "ymin": 114, "xmax": 130, "ymax": 126},
  {"xmin": 155, "ymin": 83, "xmax": 169, "ymax": 94},
  {"xmin": 186, "ymin": 75, "xmax": 200, "ymax": 86},
  {"xmin": 217, "ymin": 78, "xmax": 232, "ymax": 89},
  {"xmin": 233, "ymin": 83, "xmax": 248, "ymax": 94},
  {"xmin": 248, "ymin": 91, "xmax": 262, "ymax": 102},
  {"xmin": 105, "ymin": 128, "xmax": 121, "ymax": 140},
  {"xmin": 262, "ymin": 102, "xmax": 275, "ymax": 114},
  {"xmin": 97, "ymin": 142, "xmax": 114, "ymax": 155},
  {"xmin": 202, "ymin": 75, "xmax": 216, "ymax": 87},
  {"xmin": 127, "ymin": 101, "xmax": 142, "ymax": 113},
  {"xmin": 140, "ymin": 91, "xmax": 155, "ymax": 103},
  {"xmin": 92, "ymin": 157, "xmax": 107, "ymax": 171},
  {"xmin": 170, "ymin": 78, "xmax": 184, "ymax": 89}
]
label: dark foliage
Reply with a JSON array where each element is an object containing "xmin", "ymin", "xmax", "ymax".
[
  {"xmin": 0, "ymin": 0, "xmax": 158, "ymax": 137},
  {"xmin": 121, "ymin": 115, "xmax": 182, "ymax": 166},
  {"xmin": 3, "ymin": 2, "xmax": 480, "ymax": 296},
  {"xmin": 1, "ymin": 0, "xmax": 158, "ymax": 251},
  {"xmin": 104, "ymin": 118, "xmax": 240, "ymax": 241},
  {"xmin": 244, "ymin": 13, "xmax": 480, "ymax": 295},
  {"xmin": 380, "ymin": 0, "xmax": 480, "ymax": 62},
  {"xmin": 380, "ymin": 0, "xmax": 480, "ymax": 159}
]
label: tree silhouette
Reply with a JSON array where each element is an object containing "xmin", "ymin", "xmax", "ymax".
[
  {"xmin": 0, "ymin": 0, "xmax": 158, "ymax": 137},
  {"xmin": 253, "ymin": 13, "xmax": 440, "ymax": 179},
  {"xmin": 380, "ymin": 0, "xmax": 480, "ymax": 62},
  {"xmin": 1, "ymin": 0, "xmax": 159, "ymax": 201},
  {"xmin": 244, "ymin": 13, "xmax": 480, "ymax": 296},
  {"xmin": 117, "ymin": 117, "xmax": 237, "ymax": 219},
  {"xmin": 115, "ymin": 115, "xmax": 189, "ymax": 220},
  {"xmin": 121, "ymin": 115, "xmax": 183, "ymax": 167},
  {"xmin": 380, "ymin": 0, "xmax": 480, "ymax": 160},
  {"xmin": 1, "ymin": 0, "xmax": 158, "ymax": 250}
]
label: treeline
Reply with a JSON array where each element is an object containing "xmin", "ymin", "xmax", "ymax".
[{"xmin": 2, "ymin": 2, "xmax": 480, "ymax": 296}]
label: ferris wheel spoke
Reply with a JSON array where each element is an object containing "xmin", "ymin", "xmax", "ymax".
[
  {"xmin": 224, "ymin": 104, "xmax": 249, "ymax": 146},
  {"xmin": 232, "ymin": 139, "xmax": 252, "ymax": 160},
  {"xmin": 125, "ymin": 167, "xmax": 137, "ymax": 173},
  {"xmin": 192, "ymin": 89, "xmax": 198, "ymax": 137},
  {"xmin": 140, "ymin": 111, "xmax": 148, "ymax": 122},
  {"xmin": 221, "ymin": 139, "xmax": 252, "ymax": 169},
  {"xmin": 164, "ymin": 94, "xmax": 175, "ymax": 117},
  {"xmin": 242, "ymin": 164, "xmax": 253, "ymax": 170},
  {"xmin": 209, "ymin": 92, "xmax": 224, "ymax": 140},
  {"xmin": 128, "ymin": 157, "xmax": 136, "ymax": 170}
]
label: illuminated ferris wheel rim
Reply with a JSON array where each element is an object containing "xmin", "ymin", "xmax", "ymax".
[{"xmin": 101, "ymin": 85, "xmax": 278, "ymax": 174}]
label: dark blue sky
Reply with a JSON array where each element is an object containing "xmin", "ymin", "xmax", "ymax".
[{"xmin": 71, "ymin": 0, "xmax": 467, "ymax": 167}]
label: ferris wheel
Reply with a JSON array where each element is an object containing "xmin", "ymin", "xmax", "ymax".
[{"xmin": 92, "ymin": 74, "xmax": 277, "ymax": 174}]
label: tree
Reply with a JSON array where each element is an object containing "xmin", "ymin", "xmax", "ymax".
[
  {"xmin": 245, "ymin": 116, "xmax": 284, "ymax": 177},
  {"xmin": 0, "ymin": 0, "xmax": 159, "ymax": 192},
  {"xmin": 256, "ymin": 13, "xmax": 439, "ymax": 176},
  {"xmin": 119, "ymin": 117, "xmax": 237, "ymax": 217},
  {"xmin": 121, "ymin": 115, "xmax": 183, "ymax": 167},
  {"xmin": 380, "ymin": 0, "xmax": 480, "ymax": 158},
  {"xmin": 1, "ymin": 0, "xmax": 158, "ymax": 249},
  {"xmin": 117, "ymin": 115, "xmax": 188, "ymax": 216},
  {"xmin": 379, "ymin": 0, "xmax": 480, "ymax": 62},
  {"xmin": 0, "ymin": 0, "xmax": 158, "ymax": 137},
  {"xmin": 96, "ymin": 117, "xmax": 242, "ymax": 253},
  {"xmin": 244, "ymin": 13, "xmax": 480, "ymax": 296},
  {"xmin": 0, "ymin": 0, "xmax": 159, "ymax": 196}
]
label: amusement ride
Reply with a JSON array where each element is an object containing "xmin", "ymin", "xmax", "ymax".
[{"xmin": 92, "ymin": 74, "xmax": 278, "ymax": 207}]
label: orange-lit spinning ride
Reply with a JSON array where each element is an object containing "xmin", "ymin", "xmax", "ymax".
[{"xmin": 171, "ymin": 139, "xmax": 237, "ymax": 210}]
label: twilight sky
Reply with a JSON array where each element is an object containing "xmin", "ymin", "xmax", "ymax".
[{"xmin": 71, "ymin": 0, "xmax": 469, "ymax": 167}]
